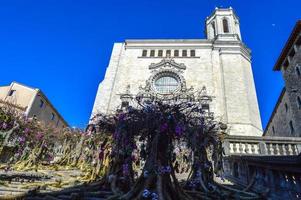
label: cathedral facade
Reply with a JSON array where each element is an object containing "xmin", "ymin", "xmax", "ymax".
[{"xmin": 91, "ymin": 8, "xmax": 262, "ymax": 136}]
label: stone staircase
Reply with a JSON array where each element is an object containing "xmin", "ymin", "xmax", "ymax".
[{"xmin": 0, "ymin": 170, "xmax": 113, "ymax": 200}]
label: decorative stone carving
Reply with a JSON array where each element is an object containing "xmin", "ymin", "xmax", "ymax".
[{"xmin": 149, "ymin": 57, "xmax": 186, "ymax": 70}]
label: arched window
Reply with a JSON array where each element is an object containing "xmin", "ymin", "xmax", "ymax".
[{"xmin": 223, "ymin": 18, "xmax": 229, "ymax": 33}]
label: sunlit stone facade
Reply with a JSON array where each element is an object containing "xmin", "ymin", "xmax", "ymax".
[{"xmin": 91, "ymin": 8, "xmax": 262, "ymax": 136}]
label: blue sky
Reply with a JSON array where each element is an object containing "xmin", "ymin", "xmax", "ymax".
[{"xmin": 0, "ymin": 0, "xmax": 300, "ymax": 129}]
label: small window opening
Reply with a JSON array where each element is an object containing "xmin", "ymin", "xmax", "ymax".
[
  {"xmin": 158, "ymin": 50, "xmax": 163, "ymax": 57},
  {"xmin": 272, "ymin": 126, "xmax": 275, "ymax": 135},
  {"xmin": 285, "ymin": 103, "xmax": 288, "ymax": 112},
  {"xmin": 223, "ymin": 18, "xmax": 229, "ymax": 33},
  {"xmin": 51, "ymin": 113, "xmax": 55, "ymax": 120},
  {"xmin": 39, "ymin": 100, "xmax": 44, "ymax": 108},
  {"xmin": 8, "ymin": 90, "xmax": 16, "ymax": 96},
  {"xmin": 190, "ymin": 50, "xmax": 195, "ymax": 57},
  {"xmin": 182, "ymin": 50, "xmax": 187, "ymax": 57},
  {"xmin": 166, "ymin": 50, "xmax": 171, "ymax": 57},
  {"xmin": 142, "ymin": 50, "xmax": 147, "ymax": 57},
  {"xmin": 121, "ymin": 101, "xmax": 129, "ymax": 108},
  {"xmin": 150, "ymin": 50, "xmax": 155, "ymax": 57},
  {"xmin": 174, "ymin": 50, "xmax": 179, "ymax": 57},
  {"xmin": 202, "ymin": 104, "xmax": 209, "ymax": 111}
]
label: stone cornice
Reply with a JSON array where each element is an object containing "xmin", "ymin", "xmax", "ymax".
[
  {"xmin": 125, "ymin": 39, "xmax": 213, "ymax": 48},
  {"xmin": 213, "ymin": 41, "xmax": 251, "ymax": 61}
]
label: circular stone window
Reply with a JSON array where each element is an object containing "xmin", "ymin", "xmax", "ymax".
[{"xmin": 153, "ymin": 73, "xmax": 180, "ymax": 94}]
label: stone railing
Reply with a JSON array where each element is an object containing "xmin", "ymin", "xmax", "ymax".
[
  {"xmin": 222, "ymin": 135, "xmax": 301, "ymax": 199},
  {"xmin": 223, "ymin": 135, "xmax": 301, "ymax": 156}
]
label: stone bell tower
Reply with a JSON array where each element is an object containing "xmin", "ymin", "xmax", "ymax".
[{"xmin": 206, "ymin": 7, "xmax": 242, "ymax": 41}]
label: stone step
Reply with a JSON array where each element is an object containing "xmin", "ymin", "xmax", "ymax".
[{"xmin": 0, "ymin": 186, "xmax": 29, "ymax": 192}]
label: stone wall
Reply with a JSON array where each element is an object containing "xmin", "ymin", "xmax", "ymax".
[{"xmin": 265, "ymin": 35, "xmax": 301, "ymax": 137}]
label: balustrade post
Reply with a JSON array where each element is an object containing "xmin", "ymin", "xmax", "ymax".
[
  {"xmin": 296, "ymin": 144, "xmax": 301, "ymax": 154},
  {"xmin": 259, "ymin": 142, "xmax": 267, "ymax": 155},
  {"xmin": 223, "ymin": 140, "xmax": 230, "ymax": 155},
  {"xmin": 238, "ymin": 143, "xmax": 243, "ymax": 154},
  {"xmin": 288, "ymin": 144, "xmax": 293, "ymax": 155},
  {"xmin": 233, "ymin": 143, "xmax": 237, "ymax": 153}
]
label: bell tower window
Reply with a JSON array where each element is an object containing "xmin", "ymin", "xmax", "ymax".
[{"xmin": 223, "ymin": 18, "xmax": 230, "ymax": 33}]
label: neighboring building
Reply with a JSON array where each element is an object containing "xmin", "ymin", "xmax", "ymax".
[
  {"xmin": 264, "ymin": 21, "xmax": 301, "ymax": 137},
  {"xmin": 91, "ymin": 7, "xmax": 263, "ymax": 136},
  {"xmin": 0, "ymin": 81, "xmax": 68, "ymax": 128}
]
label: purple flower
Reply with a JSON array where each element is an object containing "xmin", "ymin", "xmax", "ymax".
[
  {"xmin": 113, "ymin": 130, "xmax": 119, "ymax": 140},
  {"xmin": 160, "ymin": 123, "xmax": 168, "ymax": 132},
  {"xmin": 175, "ymin": 124, "xmax": 184, "ymax": 137},
  {"xmin": 18, "ymin": 136, "xmax": 26, "ymax": 143},
  {"xmin": 24, "ymin": 128, "xmax": 30, "ymax": 134},
  {"xmin": 118, "ymin": 113, "xmax": 126, "ymax": 121},
  {"xmin": 122, "ymin": 163, "xmax": 129, "ymax": 176},
  {"xmin": 2, "ymin": 122, "xmax": 7, "ymax": 129},
  {"xmin": 36, "ymin": 132, "xmax": 44, "ymax": 140}
]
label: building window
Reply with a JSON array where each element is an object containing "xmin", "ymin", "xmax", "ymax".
[
  {"xmin": 39, "ymin": 100, "xmax": 44, "ymax": 108},
  {"xmin": 121, "ymin": 101, "xmax": 129, "ymax": 108},
  {"xmin": 142, "ymin": 50, "xmax": 147, "ymax": 57},
  {"xmin": 51, "ymin": 113, "xmax": 55, "ymax": 120},
  {"xmin": 150, "ymin": 50, "xmax": 155, "ymax": 57},
  {"xmin": 297, "ymin": 96, "xmax": 301, "ymax": 109},
  {"xmin": 154, "ymin": 74, "xmax": 180, "ymax": 94},
  {"xmin": 8, "ymin": 90, "xmax": 16, "ymax": 96},
  {"xmin": 202, "ymin": 104, "xmax": 209, "ymax": 111},
  {"xmin": 272, "ymin": 126, "xmax": 275, "ymax": 135},
  {"xmin": 289, "ymin": 121, "xmax": 294, "ymax": 135},
  {"xmin": 285, "ymin": 103, "xmax": 288, "ymax": 112},
  {"xmin": 158, "ymin": 50, "xmax": 163, "ymax": 57},
  {"xmin": 296, "ymin": 66, "xmax": 301, "ymax": 77},
  {"xmin": 223, "ymin": 18, "xmax": 229, "ymax": 33},
  {"xmin": 182, "ymin": 50, "xmax": 187, "ymax": 57},
  {"xmin": 174, "ymin": 50, "xmax": 179, "ymax": 57},
  {"xmin": 166, "ymin": 50, "xmax": 171, "ymax": 57},
  {"xmin": 190, "ymin": 50, "xmax": 195, "ymax": 57}
]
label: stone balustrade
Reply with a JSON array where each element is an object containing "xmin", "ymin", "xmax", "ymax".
[
  {"xmin": 223, "ymin": 135, "xmax": 301, "ymax": 156},
  {"xmin": 222, "ymin": 135, "xmax": 301, "ymax": 199}
]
